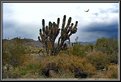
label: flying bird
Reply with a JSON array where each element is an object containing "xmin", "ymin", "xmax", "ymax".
[{"xmin": 85, "ymin": 9, "xmax": 89, "ymax": 12}]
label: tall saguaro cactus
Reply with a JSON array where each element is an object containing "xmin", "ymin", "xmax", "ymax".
[{"xmin": 38, "ymin": 15, "xmax": 78, "ymax": 55}]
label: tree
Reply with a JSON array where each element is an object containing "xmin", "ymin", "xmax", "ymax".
[{"xmin": 38, "ymin": 15, "xmax": 78, "ymax": 55}]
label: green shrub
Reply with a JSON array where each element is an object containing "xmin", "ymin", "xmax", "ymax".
[
  {"xmin": 95, "ymin": 38, "xmax": 118, "ymax": 53},
  {"xmin": 86, "ymin": 51, "xmax": 109, "ymax": 70},
  {"xmin": 71, "ymin": 44, "xmax": 86, "ymax": 57},
  {"xmin": 3, "ymin": 38, "xmax": 27, "ymax": 67},
  {"xmin": 108, "ymin": 52, "xmax": 118, "ymax": 64},
  {"xmin": 95, "ymin": 38, "xmax": 118, "ymax": 64}
]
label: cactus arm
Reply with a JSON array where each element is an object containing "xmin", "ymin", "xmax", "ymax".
[{"xmin": 38, "ymin": 15, "xmax": 78, "ymax": 55}]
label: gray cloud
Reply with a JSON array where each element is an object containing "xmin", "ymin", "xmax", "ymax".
[
  {"xmin": 82, "ymin": 22, "xmax": 118, "ymax": 33},
  {"xmin": 3, "ymin": 21, "xmax": 39, "ymax": 40},
  {"xmin": 75, "ymin": 21, "xmax": 118, "ymax": 42}
]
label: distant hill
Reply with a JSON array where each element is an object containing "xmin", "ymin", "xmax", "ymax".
[
  {"xmin": 3, "ymin": 38, "xmax": 42, "ymax": 48},
  {"xmin": 69, "ymin": 41, "xmax": 96, "ymax": 46},
  {"xmin": 79, "ymin": 41, "xmax": 96, "ymax": 45},
  {"xmin": 23, "ymin": 40, "xmax": 42, "ymax": 48}
]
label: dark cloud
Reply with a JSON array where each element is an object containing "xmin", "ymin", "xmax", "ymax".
[{"xmin": 81, "ymin": 21, "xmax": 118, "ymax": 40}]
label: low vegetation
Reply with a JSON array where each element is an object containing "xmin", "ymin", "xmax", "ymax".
[{"xmin": 2, "ymin": 37, "xmax": 119, "ymax": 79}]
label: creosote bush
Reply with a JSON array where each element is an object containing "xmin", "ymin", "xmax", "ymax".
[
  {"xmin": 106, "ymin": 64, "xmax": 118, "ymax": 78},
  {"xmin": 40, "ymin": 54, "xmax": 96, "ymax": 77},
  {"xmin": 3, "ymin": 38, "xmax": 27, "ymax": 67},
  {"xmin": 70, "ymin": 44, "xmax": 86, "ymax": 57},
  {"xmin": 86, "ymin": 51, "xmax": 109, "ymax": 70}
]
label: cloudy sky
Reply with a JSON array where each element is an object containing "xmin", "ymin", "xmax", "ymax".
[{"xmin": 3, "ymin": 3, "xmax": 119, "ymax": 42}]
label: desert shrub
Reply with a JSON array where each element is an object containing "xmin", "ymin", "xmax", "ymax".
[
  {"xmin": 2, "ymin": 64, "xmax": 21, "ymax": 78},
  {"xmin": 70, "ymin": 44, "xmax": 86, "ymax": 57},
  {"xmin": 106, "ymin": 64, "xmax": 118, "ymax": 79},
  {"xmin": 95, "ymin": 38, "xmax": 118, "ymax": 64},
  {"xmin": 2, "ymin": 53, "xmax": 34, "ymax": 78},
  {"xmin": 40, "ymin": 54, "xmax": 96, "ymax": 78},
  {"xmin": 19, "ymin": 63, "xmax": 40, "ymax": 77},
  {"xmin": 3, "ymin": 60, "xmax": 41, "ymax": 78},
  {"xmin": 95, "ymin": 38, "xmax": 109, "ymax": 53},
  {"xmin": 107, "ymin": 52, "xmax": 118, "ymax": 64},
  {"xmin": 2, "ymin": 38, "xmax": 27, "ymax": 67},
  {"xmin": 84, "ymin": 44, "xmax": 94, "ymax": 53},
  {"xmin": 10, "ymin": 67, "xmax": 22, "ymax": 78},
  {"xmin": 86, "ymin": 51, "xmax": 109, "ymax": 70},
  {"xmin": 95, "ymin": 38, "xmax": 118, "ymax": 54},
  {"xmin": 2, "ymin": 43, "xmax": 10, "ymax": 65},
  {"xmin": 19, "ymin": 54, "xmax": 41, "ymax": 78}
]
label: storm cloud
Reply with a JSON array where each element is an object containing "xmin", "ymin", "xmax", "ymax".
[{"xmin": 82, "ymin": 21, "xmax": 118, "ymax": 36}]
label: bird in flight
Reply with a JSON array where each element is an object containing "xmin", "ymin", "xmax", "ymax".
[{"xmin": 85, "ymin": 9, "xmax": 89, "ymax": 12}]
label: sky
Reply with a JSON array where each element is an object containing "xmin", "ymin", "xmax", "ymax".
[{"xmin": 3, "ymin": 3, "xmax": 119, "ymax": 42}]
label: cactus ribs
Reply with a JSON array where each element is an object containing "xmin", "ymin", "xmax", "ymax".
[{"xmin": 38, "ymin": 15, "xmax": 78, "ymax": 55}]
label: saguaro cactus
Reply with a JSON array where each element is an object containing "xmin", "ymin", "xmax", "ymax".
[{"xmin": 38, "ymin": 15, "xmax": 78, "ymax": 55}]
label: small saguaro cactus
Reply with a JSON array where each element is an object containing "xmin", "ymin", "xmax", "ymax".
[{"xmin": 38, "ymin": 15, "xmax": 78, "ymax": 55}]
